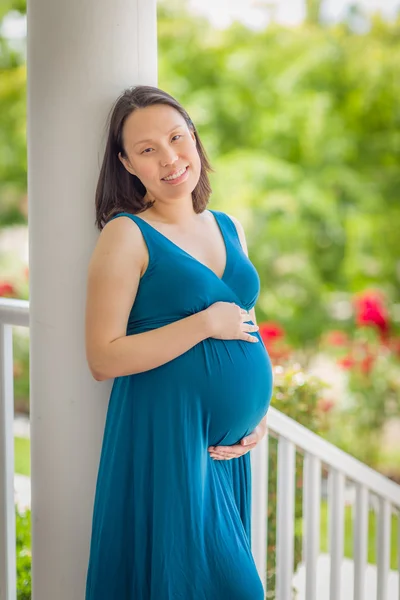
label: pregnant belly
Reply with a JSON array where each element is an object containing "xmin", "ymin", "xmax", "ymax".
[
  {"xmin": 115, "ymin": 331, "xmax": 273, "ymax": 449},
  {"xmin": 188, "ymin": 335, "xmax": 273, "ymax": 446}
]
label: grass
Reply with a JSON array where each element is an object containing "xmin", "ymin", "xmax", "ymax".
[
  {"xmin": 14, "ymin": 436, "xmax": 30, "ymax": 476},
  {"xmin": 314, "ymin": 500, "xmax": 398, "ymax": 570},
  {"xmin": 13, "ymin": 436, "xmax": 398, "ymax": 569}
]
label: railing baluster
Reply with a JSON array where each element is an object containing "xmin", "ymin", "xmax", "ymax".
[
  {"xmin": 251, "ymin": 431, "xmax": 269, "ymax": 593},
  {"xmin": 302, "ymin": 452, "xmax": 308, "ymax": 561},
  {"xmin": 377, "ymin": 498, "xmax": 391, "ymax": 600},
  {"xmin": 0, "ymin": 322, "xmax": 17, "ymax": 600},
  {"xmin": 327, "ymin": 468, "xmax": 333, "ymax": 550},
  {"xmin": 304, "ymin": 453, "xmax": 321, "ymax": 600},
  {"xmin": 353, "ymin": 484, "xmax": 368, "ymax": 600},
  {"xmin": 329, "ymin": 468, "xmax": 345, "ymax": 600},
  {"xmin": 276, "ymin": 437, "xmax": 295, "ymax": 600},
  {"xmin": 398, "ymin": 511, "xmax": 400, "ymax": 600}
]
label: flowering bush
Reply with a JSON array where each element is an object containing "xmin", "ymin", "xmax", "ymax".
[
  {"xmin": 0, "ymin": 281, "xmax": 17, "ymax": 296},
  {"xmin": 0, "ymin": 267, "xmax": 29, "ymax": 300},
  {"xmin": 13, "ymin": 332, "xmax": 30, "ymax": 414},
  {"xmin": 323, "ymin": 289, "xmax": 400, "ymax": 467},
  {"xmin": 16, "ymin": 507, "xmax": 31, "ymax": 600},
  {"xmin": 0, "ymin": 268, "xmax": 30, "ymax": 413},
  {"xmin": 258, "ymin": 320, "xmax": 292, "ymax": 363},
  {"xmin": 354, "ymin": 289, "xmax": 389, "ymax": 339}
]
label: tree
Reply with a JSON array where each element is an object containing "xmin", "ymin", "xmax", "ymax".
[
  {"xmin": 305, "ymin": 0, "xmax": 324, "ymax": 25},
  {"xmin": 158, "ymin": 3, "xmax": 400, "ymax": 344},
  {"xmin": 0, "ymin": 0, "xmax": 27, "ymax": 225}
]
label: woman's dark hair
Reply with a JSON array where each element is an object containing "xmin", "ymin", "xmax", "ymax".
[{"xmin": 95, "ymin": 85, "xmax": 214, "ymax": 230}]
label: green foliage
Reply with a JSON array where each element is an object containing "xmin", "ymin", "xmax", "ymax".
[
  {"xmin": 1, "ymin": 2, "xmax": 400, "ymax": 342},
  {"xmin": 321, "ymin": 292, "xmax": 400, "ymax": 471},
  {"xmin": 0, "ymin": 0, "xmax": 27, "ymax": 225},
  {"xmin": 0, "ymin": 59, "xmax": 26, "ymax": 193},
  {"xmin": 319, "ymin": 499, "xmax": 398, "ymax": 570},
  {"xmin": 15, "ymin": 507, "xmax": 31, "ymax": 600},
  {"xmin": 0, "ymin": 0, "xmax": 26, "ymax": 21},
  {"xmin": 157, "ymin": 4, "xmax": 400, "ymax": 344},
  {"xmin": 15, "ymin": 436, "xmax": 30, "ymax": 476},
  {"xmin": 13, "ymin": 328, "xmax": 30, "ymax": 413},
  {"xmin": 305, "ymin": 0, "xmax": 323, "ymax": 24}
]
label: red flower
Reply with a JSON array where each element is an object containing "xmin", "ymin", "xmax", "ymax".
[
  {"xmin": 353, "ymin": 290, "xmax": 389, "ymax": 337},
  {"xmin": 325, "ymin": 330, "xmax": 349, "ymax": 346},
  {"xmin": 360, "ymin": 354, "xmax": 375, "ymax": 374},
  {"xmin": 318, "ymin": 398, "xmax": 335, "ymax": 413},
  {"xmin": 0, "ymin": 282, "xmax": 16, "ymax": 298},
  {"xmin": 258, "ymin": 321, "xmax": 291, "ymax": 363},
  {"xmin": 258, "ymin": 321, "xmax": 285, "ymax": 343},
  {"xmin": 337, "ymin": 354, "xmax": 356, "ymax": 370}
]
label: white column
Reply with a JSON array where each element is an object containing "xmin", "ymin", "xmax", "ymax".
[{"xmin": 27, "ymin": 1, "xmax": 157, "ymax": 598}]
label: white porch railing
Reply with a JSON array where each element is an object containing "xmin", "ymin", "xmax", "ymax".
[
  {"xmin": 251, "ymin": 410, "xmax": 400, "ymax": 600},
  {"xmin": 0, "ymin": 298, "xmax": 29, "ymax": 600},
  {"xmin": 1, "ymin": 297, "xmax": 400, "ymax": 600}
]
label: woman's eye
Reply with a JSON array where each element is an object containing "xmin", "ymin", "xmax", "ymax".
[{"xmin": 141, "ymin": 136, "xmax": 182, "ymax": 154}]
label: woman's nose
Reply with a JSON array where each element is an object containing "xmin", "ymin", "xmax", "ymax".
[{"xmin": 160, "ymin": 147, "xmax": 178, "ymax": 167}]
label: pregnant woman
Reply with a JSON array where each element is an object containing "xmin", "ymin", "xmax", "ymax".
[{"xmin": 84, "ymin": 85, "xmax": 273, "ymax": 600}]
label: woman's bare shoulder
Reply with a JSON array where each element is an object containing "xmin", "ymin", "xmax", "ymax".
[{"xmin": 89, "ymin": 215, "xmax": 147, "ymax": 274}]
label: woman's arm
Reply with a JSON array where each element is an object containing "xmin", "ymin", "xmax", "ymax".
[{"xmin": 85, "ymin": 217, "xmax": 212, "ymax": 381}]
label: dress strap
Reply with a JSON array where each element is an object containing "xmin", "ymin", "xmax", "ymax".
[
  {"xmin": 108, "ymin": 212, "xmax": 158, "ymax": 248},
  {"xmin": 210, "ymin": 210, "xmax": 244, "ymax": 252},
  {"xmin": 109, "ymin": 211, "xmax": 145, "ymax": 227},
  {"xmin": 108, "ymin": 212, "xmax": 164, "ymax": 278}
]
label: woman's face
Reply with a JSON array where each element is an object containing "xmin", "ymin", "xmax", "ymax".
[{"xmin": 118, "ymin": 104, "xmax": 202, "ymax": 201}]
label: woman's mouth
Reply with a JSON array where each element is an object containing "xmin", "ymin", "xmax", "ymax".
[{"xmin": 161, "ymin": 166, "xmax": 189, "ymax": 185}]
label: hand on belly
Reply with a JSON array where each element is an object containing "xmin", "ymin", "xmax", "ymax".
[
  {"xmin": 198, "ymin": 338, "xmax": 273, "ymax": 446},
  {"xmin": 208, "ymin": 416, "xmax": 268, "ymax": 460}
]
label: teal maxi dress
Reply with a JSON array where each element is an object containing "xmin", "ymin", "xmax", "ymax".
[{"xmin": 85, "ymin": 209, "xmax": 273, "ymax": 600}]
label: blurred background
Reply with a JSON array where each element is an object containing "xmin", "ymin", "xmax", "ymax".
[
  {"xmin": 1, "ymin": 0, "xmax": 400, "ymax": 596},
  {"xmin": 2, "ymin": 0, "xmax": 400, "ymax": 469}
]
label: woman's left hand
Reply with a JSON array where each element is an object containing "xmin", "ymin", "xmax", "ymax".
[{"xmin": 208, "ymin": 416, "xmax": 268, "ymax": 461}]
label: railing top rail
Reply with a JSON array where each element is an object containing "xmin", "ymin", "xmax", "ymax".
[
  {"xmin": 0, "ymin": 298, "xmax": 29, "ymax": 327},
  {"xmin": 268, "ymin": 407, "xmax": 400, "ymax": 507}
]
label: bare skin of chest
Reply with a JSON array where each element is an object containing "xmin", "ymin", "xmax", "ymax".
[{"xmin": 138, "ymin": 212, "xmax": 227, "ymax": 279}]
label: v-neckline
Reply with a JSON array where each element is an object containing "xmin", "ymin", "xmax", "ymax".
[{"xmin": 133, "ymin": 210, "xmax": 229, "ymax": 281}]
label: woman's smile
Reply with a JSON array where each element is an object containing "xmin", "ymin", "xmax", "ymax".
[{"xmin": 161, "ymin": 166, "xmax": 190, "ymax": 185}]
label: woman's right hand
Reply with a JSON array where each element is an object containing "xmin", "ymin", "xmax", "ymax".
[{"xmin": 204, "ymin": 302, "xmax": 259, "ymax": 343}]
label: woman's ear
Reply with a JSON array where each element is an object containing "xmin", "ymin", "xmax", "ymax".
[{"xmin": 118, "ymin": 151, "xmax": 136, "ymax": 176}]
